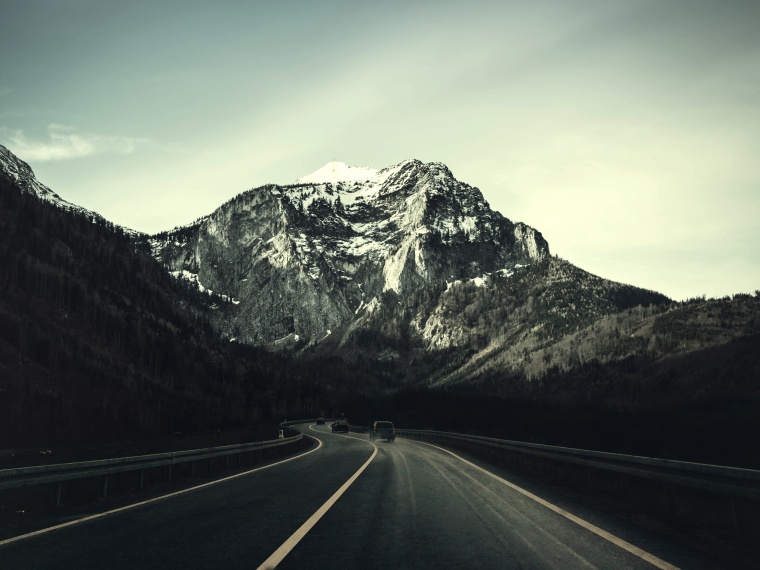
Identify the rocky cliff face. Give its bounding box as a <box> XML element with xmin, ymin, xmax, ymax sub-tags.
<box><xmin>149</xmin><ymin>159</ymin><xmax>549</xmax><ymax>344</ymax></box>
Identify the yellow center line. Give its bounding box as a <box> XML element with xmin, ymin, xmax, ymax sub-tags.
<box><xmin>257</xmin><ymin>431</ymin><xmax>377</xmax><ymax>569</ymax></box>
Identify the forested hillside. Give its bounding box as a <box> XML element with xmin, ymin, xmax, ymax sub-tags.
<box><xmin>0</xmin><ymin>175</ymin><xmax>328</xmax><ymax>447</ymax></box>
<box><xmin>441</xmin><ymin>292</ymin><xmax>760</xmax><ymax>395</ymax></box>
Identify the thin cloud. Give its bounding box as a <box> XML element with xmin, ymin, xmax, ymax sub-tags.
<box><xmin>47</xmin><ymin>122</ymin><xmax>76</xmax><ymax>131</ymax></box>
<box><xmin>0</xmin><ymin>124</ymin><xmax>151</xmax><ymax>161</ymax></box>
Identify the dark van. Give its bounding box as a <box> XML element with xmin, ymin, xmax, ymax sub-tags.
<box><xmin>372</xmin><ymin>421</ymin><xmax>395</xmax><ymax>442</ymax></box>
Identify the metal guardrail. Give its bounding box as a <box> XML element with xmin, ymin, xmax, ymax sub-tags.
<box><xmin>298</xmin><ymin>420</ymin><xmax>760</xmax><ymax>503</ymax></box>
<box><xmin>0</xmin><ymin>433</ymin><xmax>303</xmax><ymax>493</ymax></box>
<box><xmin>10</xmin><ymin>418</ymin><xmax>754</xmax><ymax>510</ymax></box>
<box><xmin>393</xmin><ymin>429</ymin><xmax>760</xmax><ymax>502</ymax></box>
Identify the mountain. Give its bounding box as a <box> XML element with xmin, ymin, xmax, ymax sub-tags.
<box><xmin>148</xmin><ymin>159</ymin><xmax>550</xmax><ymax>345</ymax></box>
<box><xmin>146</xmin><ymin>160</ymin><xmax>669</xmax><ymax>377</ymax></box>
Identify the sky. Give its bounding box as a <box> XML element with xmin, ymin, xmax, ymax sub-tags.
<box><xmin>1</xmin><ymin>0</ymin><xmax>758</xmax><ymax>301</ymax></box>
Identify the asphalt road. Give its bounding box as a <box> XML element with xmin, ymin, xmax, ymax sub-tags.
<box><xmin>0</xmin><ymin>423</ymin><xmax>719</xmax><ymax>569</ymax></box>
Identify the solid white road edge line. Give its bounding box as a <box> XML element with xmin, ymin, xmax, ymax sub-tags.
<box><xmin>420</xmin><ymin>441</ymin><xmax>680</xmax><ymax>570</ymax></box>
<box><xmin>256</xmin><ymin>435</ymin><xmax>378</xmax><ymax>570</ymax></box>
<box><xmin>0</xmin><ymin>434</ymin><xmax>324</xmax><ymax>548</ymax></box>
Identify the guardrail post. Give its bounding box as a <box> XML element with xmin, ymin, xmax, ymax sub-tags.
<box><xmin>139</xmin><ymin>469</ymin><xmax>145</xmax><ymax>489</ymax></box>
<box><xmin>54</xmin><ymin>482</ymin><xmax>63</xmax><ymax>507</ymax></box>
<box><xmin>730</xmin><ymin>497</ymin><xmax>742</xmax><ymax>535</ymax></box>
<box><xmin>101</xmin><ymin>476</ymin><xmax>108</xmax><ymax>498</ymax></box>
<box><xmin>190</xmin><ymin>461</ymin><xmax>195</xmax><ymax>477</ymax></box>
<box><xmin>662</xmin><ymin>482</ymin><xmax>675</xmax><ymax>515</ymax></box>
<box><xmin>619</xmin><ymin>473</ymin><xmax>631</xmax><ymax>500</ymax></box>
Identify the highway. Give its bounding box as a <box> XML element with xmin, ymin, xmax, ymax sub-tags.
<box><xmin>0</xmin><ymin>423</ymin><xmax>719</xmax><ymax>569</ymax></box>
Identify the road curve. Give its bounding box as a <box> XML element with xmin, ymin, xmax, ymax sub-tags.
<box><xmin>0</xmin><ymin>426</ymin><xmax>371</xmax><ymax>569</ymax></box>
<box><xmin>278</xmin><ymin>426</ymin><xmax>679</xmax><ymax>569</ymax></box>
<box><xmin>0</xmin><ymin>423</ymin><xmax>718</xmax><ymax>569</ymax></box>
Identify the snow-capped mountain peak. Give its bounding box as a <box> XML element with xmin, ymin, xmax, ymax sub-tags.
<box><xmin>296</xmin><ymin>161</ymin><xmax>379</xmax><ymax>184</ymax></box>
<box><xmin>152</xmin><ymin>157</ymin><xmax>550</xmax><ymax>345</ymax></box>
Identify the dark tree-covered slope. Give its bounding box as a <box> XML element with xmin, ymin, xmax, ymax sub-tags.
<box><xmin>0</xmin><ymin>168</ymin><xmax>327</xmax><ymax>447</ymax></box>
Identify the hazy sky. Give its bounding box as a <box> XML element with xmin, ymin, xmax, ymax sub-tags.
<box><xmin>2</xmin><ymin>0</ymin><xmax>758</xmax><ymax>300</ymax></box>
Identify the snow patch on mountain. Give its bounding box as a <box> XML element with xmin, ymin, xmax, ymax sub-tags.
<box><xmin>170</xmin><ymin>269</ymin><xmax>239</xmax><ymax>304</ymax></box>
<box><xmin>296</xmin><ymin>161</ymin><xmax>379</xmax><ymax>184</ymax></box>
<box><xmin>446</xmin><ymin>266</ymin><xmax>522</xmax><ymax>291</ymax></box>
<box><xmin>293</xmin><ymin>161</ymin><xmax>409</xmax><ymax>205</ymax></box>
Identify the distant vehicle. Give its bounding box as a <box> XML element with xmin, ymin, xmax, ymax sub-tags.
<box><xmin>372</xmin><ymin>421</ymin><xmax>395</xmax><ymax>442</ymax></box>
<box><xmin>331</xmin><ymin>419</ymin><xmax>349</xmax><ymax>433</ymax></box>
<box><xmin>316</xmin><ymin>416</ymin><xmax>325</xmax><ymax>425</ymax></box>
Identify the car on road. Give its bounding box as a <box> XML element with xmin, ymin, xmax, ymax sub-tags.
<box><xmin>371</xmin><ymin>421</ymin><xmax>395</xmax><ymax>442</ymax></box>
<box><xmin>331</xmin><ymin>419</ymin><xmax>349</xmax><ymax>433</ymax></box>
<box><xmin>316</xmin><ymin>416</ymin><xmax>325</xmax><ymax>425</ymax></box>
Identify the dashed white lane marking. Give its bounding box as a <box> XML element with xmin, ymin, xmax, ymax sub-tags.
<box><xmin>0</xmin><ymin>435</ymin><xmax>323</xmax><ymax>548</ymax></box>
<box><xmin>418</xmin><ymin>441</ymin><xmax>680</xmax><ymax>570</ymax></box>
<box><xmin>257</xmin><ymin>430</ymin><xmax>377</xmax><ymax>569</ymax></box>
